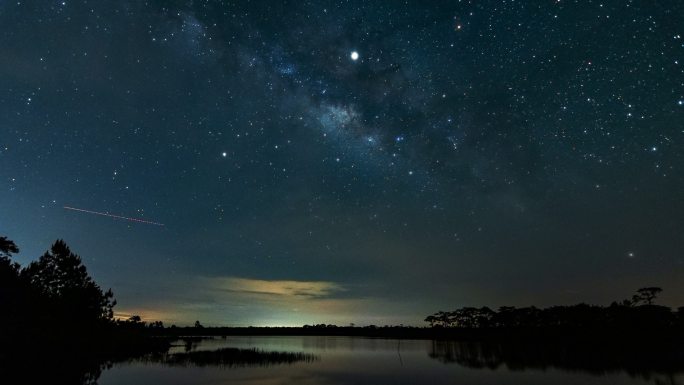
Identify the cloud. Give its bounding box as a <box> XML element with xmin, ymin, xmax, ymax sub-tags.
<box><xmin>113</xmin><ymin>309</ymin><xmax>174</xmax><ymax>323</ymax></box>
<box><xmin>204</xmin><ymin>277</ymin><xmax>345</xmax><ymax>299</ymax></box>
<box><xmin>112</xmin><ymin>275</ymin><xmax>429</xmax><ymax>326</ymax></box>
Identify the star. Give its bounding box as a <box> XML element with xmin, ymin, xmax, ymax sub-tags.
<box><xmin>5</xmin><ymin>0</ymin><xmax>684</xmax><ymax>329</ymax></box>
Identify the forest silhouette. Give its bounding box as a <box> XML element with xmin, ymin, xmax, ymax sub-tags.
<box><xmin>1</xmin><ymin>237</ymin><xmax>115</xmax><ymax>336</ymax></box>
<box><xmin>0</xmin><ymin>236</ymin><xmax>137</xmax><ymax>343</ymax></box>
<box><xmin>423</xmin><ymin>287</ymin><xmax>682</xmax><ymax>333</ymax></box>
<box><xmin>0</xmin><ymin>236</ymin><xmax>170</xmax><ymax>384</ymax></box>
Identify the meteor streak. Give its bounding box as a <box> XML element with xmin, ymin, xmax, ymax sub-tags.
<box><xmin>63</xmin><ymin>206</ymin><xmax>164</xmax><ymax>226</ymax></box>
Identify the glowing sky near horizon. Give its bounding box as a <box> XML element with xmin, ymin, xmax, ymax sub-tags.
<box><xmin>1</xmin><ymin>0</ymin><xmax>683</xmax><ymax>326</ymax></box>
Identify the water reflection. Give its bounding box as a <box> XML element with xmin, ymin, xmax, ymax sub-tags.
<box><xmin>0</xmin><ymin>338</ymin><xmax>316</xmax><ymax>385</ymax></box>
<box><xmin>0</xmin><ymin>351</ymin><xmax>111</xmax><ymax>385</ymax></box>
<box><xmin>3</xmin><ymin>337</ymin><xmax>684</xmax><ymax>385</ymax></box>
<box><xmin>429</xmin><ymin>340</ymin><xmax>684</xmax><ymax>384</ymax></box>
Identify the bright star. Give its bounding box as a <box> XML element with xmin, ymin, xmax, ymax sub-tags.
<box><xmin>350</xmin><ymin>51</ymin><xmax>359</xmax><ymax>61</ymax></box>
<box><xmin>221</xmin><ymin>152</ymin><xmax>227</xmax><ymax>157</ymax></box>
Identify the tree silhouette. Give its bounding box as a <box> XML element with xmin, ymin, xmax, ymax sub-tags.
<box><xmin>635</xmin><ymin>287</ymin><xmax>662</xmax><ymax>305</ymax></box>
<box><xmin>424</xmin><ymin>315</ymin><xmax>437</xmax><ymax>327</ymax></box>
<box><xmin>0</xmin><ymin>236</ymin><xmax>20</xmax><ymax>278</ymax></box>
<box><xmin>0</xmin><ymin>236</ymin><xmax>24</xmax><ymax>335</ymax></box>
<box><xmin>0</xmin><ymin>236</ymin><xmax>20</xmax><ymax>276</ymax></box>
<box><xmin>0</xmin><ymin>236</ymin><xmax>19</xmax><ymax>258</ymax></box>
<box><xmin>22</xmin><ymin>240</ymin><xmax>116</xmax><ymax>325</ymax></box>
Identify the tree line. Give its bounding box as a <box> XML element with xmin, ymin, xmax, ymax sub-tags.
<box><xmin>424</xmin><ymin>287</ymin><xmax>684</xmax><ymax>330</ymax></box>
<box><xmin>4</xmin><ymin>233</ymin><xmax>683</xmax><ymax>339</ymax></box>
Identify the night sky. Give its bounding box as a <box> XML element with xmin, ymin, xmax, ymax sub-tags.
<box><xmin>1</xmin><ymin>0</ymin><xmax>683</xmax><ymax>326</ymax></box>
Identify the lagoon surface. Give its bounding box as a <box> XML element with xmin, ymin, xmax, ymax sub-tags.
<box><xmin>97</xmin><ymin>336</ymin><xmax>683</xmax><ymax>385</ymax></box>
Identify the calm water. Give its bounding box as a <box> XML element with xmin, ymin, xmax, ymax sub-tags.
<box><xmin>95</xmin><ymin>336</ymin><xmax>684</xmax><ymax>385</ymax></box>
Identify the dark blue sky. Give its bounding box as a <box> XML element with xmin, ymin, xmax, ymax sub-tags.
<box><xmin>1</xmin><ymin>0</ymin><xmax>683</xmax><ymax>326</ymax></box>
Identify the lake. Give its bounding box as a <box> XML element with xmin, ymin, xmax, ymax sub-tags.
<box><xmin>96</xmin><ymin>336</ymin><xmax>684</xmax><ymax>385</ymax></box>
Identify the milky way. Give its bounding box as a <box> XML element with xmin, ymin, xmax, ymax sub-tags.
<box><xmin>1</xmin><ymin>0</ymin><xmax>683</xmax><ymax>326</ymax></box>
